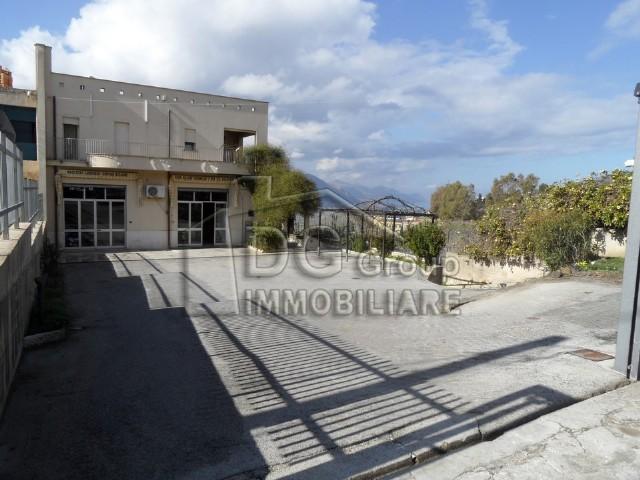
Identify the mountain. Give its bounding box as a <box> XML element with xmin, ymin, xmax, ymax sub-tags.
<box><xmin>305</xmin><ymin>173</ymin><xmax>427</xmax><ymax>208</ymax></box>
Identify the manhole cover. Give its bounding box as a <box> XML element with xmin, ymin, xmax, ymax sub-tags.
<box><xmin>568</xmin><ymin>349</ymin><xmax>614</xmax><ymax>362</ymax></box>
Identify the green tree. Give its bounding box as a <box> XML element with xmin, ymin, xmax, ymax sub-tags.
<box><xmin>430</xmin><ymin>182</ymin><xmax>480</xmax><ymax>220</ymax></box>
<box><xmin>539</xmin><ymin>170</ymin><xmax>631</xmax><ymax>230</ymax></box>
<box><xmin>487</xmin><ymin>173</ymin><xmax>540</xmax><ymax>206</ymax></box>
<box><xmin>404</xmin><ymin>222</ymin><xmax>446</xmax><ymax>266</ymax></box>
<box><xmin>252</xmin><ymin>163</ymin><xmax>319</xmax><ymax>232</ymax></box>
<box><xmin>242</xmin><ymin>144</ymin><xmax>289</xmax><ymax>175</ymax></box>
<box><xmin>523</xmin><ymin>210</ymin><xmax>595</xmax><ymax>270</ymax></box>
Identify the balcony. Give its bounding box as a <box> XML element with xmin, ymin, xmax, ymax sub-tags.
<box><xmin>57</xmin><ymin>138</ymin><xmax>245</xmax><ymax>164</ymax></box>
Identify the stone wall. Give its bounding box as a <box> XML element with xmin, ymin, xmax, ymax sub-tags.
<box><xmin>0</xmin><ymin>221</ymin><xmax>44</xmax><ymax>416</ymax></box>
<box><xmin>443</xmin><ymin>252</ymin><xmax>546</xmax><ymax>286</ymax></box>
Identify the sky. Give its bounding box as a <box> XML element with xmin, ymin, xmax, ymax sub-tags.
<box><xmin>1</xmin><ymin>0</ymin><xmax>639</xmax><ymax>204</ymax></box>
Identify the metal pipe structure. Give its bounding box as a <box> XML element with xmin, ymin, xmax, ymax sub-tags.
<box><xmin>346</xmin><ymin>210</ymin><xmax>350</xmax><ymax>261</ymax></box>
<box><xmin>615</xmin><ymin>82</ymin><xmax>640</xmax><ymax>380</ymax></box>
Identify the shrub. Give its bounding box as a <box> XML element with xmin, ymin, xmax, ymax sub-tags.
<box><xmin>350</xmin><ymin>235</ymin><xmax>367</xmax><ymax>253</ymax></box>
<box><xmin>250</xmin><ymin>227</ymin><xmax>286</xmax><ymax>252</ymax></box>
<box><xmin>524</xmin><ymin>210</ymin><xmax>595</xmax><ymax>270</ymax></box>
<box><xmin>370</xmin><ymin>234</ymin><xmax>395</xmax><ymax>257</ymax></box>
<box><xmin>404</xmin><ymin>222</ymin><xmax>446</xmax><ymax>266</ymax></box>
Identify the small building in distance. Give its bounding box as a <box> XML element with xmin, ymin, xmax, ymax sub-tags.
<box><xmin>0</xmin><ymin>66</ymin><xmax>13</xmax><ymax>89</ymax></box>
<box><xmin>0</xmin><ymin>68</ymin><xmax>37</xmax><ymax>161</ymax></box>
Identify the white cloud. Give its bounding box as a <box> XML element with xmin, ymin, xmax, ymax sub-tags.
<box><xmin>315</xmin><ymin>157</ymin><xmax>339</xmax><ymax>172</ymax></box>
<box><xmin>221</xmin><ymin>74</ymin><xmax>284</xmax><ymax>99</ymax></box>
<box><xmin>367</xmin><ymin>130</ymin><xmax>385</xmax><ymax>141</ymax></box>
<box><xmin>606</xmin><ymin>0</ymin><xmax>640</xmax><ymax>38</ymax></box>
<box><xmin>591</xmin><ymin>0</ymin><xmax>640</xmax><ymax>57</ymax></box>
<box><xmin>0</xmin><ymin>0</ymin><xmax>635</xmax><ymax>193</ymax></box>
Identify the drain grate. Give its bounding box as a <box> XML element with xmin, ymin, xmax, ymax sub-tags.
<box><xmin>568</xmin><ymin>348</ymin><xmax>614</xmax><ymax>362</ymax></box>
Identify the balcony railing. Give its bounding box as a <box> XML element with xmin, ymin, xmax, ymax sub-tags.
<box><xmin>57</xmin><ymin>138</ymin><xmax>245</xmax><ymax>164</ymax></box>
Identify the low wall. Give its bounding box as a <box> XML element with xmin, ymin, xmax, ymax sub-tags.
<box><xmin>443</xmin><ymin>252</ymin><xmax>546</xmax><ymax>286</ymax></box>
<box><xmin>0</xmin><ymin>221</ymin><xmax>44</xmax><ymax>416</ymax></box>
<box><xmin>595</xmin><ymin>229</ymin><xmax>626</xmax><ymax>258</ymax></box>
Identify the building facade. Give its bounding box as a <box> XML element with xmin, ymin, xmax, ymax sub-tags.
<box><xmin>35</xmin><ymin>44</ymin><xmax>267</xmax><ymax>250</ymax></box>
<box><xmin>0</xmin><ymin>85</ymin><xmax>37</xmax><ymax>160</ymax></box>
<box><xmin>0</xmin><ymin>66</ymin><xmax>13</xmax><ymax>89</ymax></box>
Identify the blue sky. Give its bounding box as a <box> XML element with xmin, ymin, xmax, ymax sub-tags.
<box><xmin>1</xmin><ymin>0</ymin><xmax>639</xmax><ymax>204</ymax></box>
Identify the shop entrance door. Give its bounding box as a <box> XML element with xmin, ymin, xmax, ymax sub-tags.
<box><xmin>63</xmin><ymin>185</ymin><xmax>126</xmax><ymax>248</ymax></box>
<box><xmin>177</xmin><ymin>189</ymin><xmax>228</xmax><ymax>247</ymax></box>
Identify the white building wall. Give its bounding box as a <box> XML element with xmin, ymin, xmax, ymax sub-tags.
<box><xmin>36</xmin><ymin>44</ymin><xmax>267</xmax><ymax>250</ymax></box>
<box><xmin>48</xmin><ymin>73</ymin><xmax>268</xmax><ymax>160</ymax></box>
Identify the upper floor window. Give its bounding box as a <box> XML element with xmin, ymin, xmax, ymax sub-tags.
<box><xmin>184</xmin><ymin>128</ymin><xmax>196</xmax><ymax>151</ymax></box>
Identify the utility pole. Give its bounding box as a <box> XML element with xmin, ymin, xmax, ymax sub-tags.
<box><xmin>615</xmin><ymin>82</ymin><xmax>640</xmax><ymax>379</ymax></box>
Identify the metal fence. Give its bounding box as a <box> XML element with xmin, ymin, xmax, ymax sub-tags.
<box><xmin>0</xmin><ymin>132</ymin><xmax>41</xmax><ymax>239</ymax></box>
<box><xmin>56</xmin><ymin>137</ymin><xmax>245</xmax><ymax>164</ymax></box>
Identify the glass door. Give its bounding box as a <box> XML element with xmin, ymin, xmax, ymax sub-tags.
<box><xmin>177</xmin><ymin>189</ymin><xmax>227</xmax><ymax>247</ymax></box>
<box><xmin>214</xmin><ymin>202</ymin><xmax>228</xmax><ymax>246</ymax></box>
<box><xmin>177</xmin><ymin>196</ymin><xmax>203</xmax><ymax>246</ymax></box>
<box><xmin>96</xmin><ymin>201</ymin><xmax>126</xmax><ymax>247</ymax></box>
<box><xmin>63</xmin><ymin>185</ymin><xmax>126</xmax><ymax>248</ymax></box>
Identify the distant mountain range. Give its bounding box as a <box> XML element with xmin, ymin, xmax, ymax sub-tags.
<box><xmin>305</xmin><ymin>173</ymin><xmax>427</xmax><ymax>208</ymax></box>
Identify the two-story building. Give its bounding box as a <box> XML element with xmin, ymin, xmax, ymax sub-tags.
<box><xmin>35</xmin><ymin>44</ymin><xmax>267</xmax><ymax>250</ymax></box>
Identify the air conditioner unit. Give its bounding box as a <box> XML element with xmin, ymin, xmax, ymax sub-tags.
<box><xmin>145</xmin><ymin>185</ymin><xmax>166</xmax><ymax>198</ymax></box>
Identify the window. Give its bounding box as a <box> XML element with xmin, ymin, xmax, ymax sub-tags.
<box><xmin>58</xmin><ymin>82</ymin><xmax>64</xmax><ymax>88</ymax></box>
<box><xmin>184</xmin><ymin>128</ymin><xmax>196</xmax><ymax>151</ymax></box>
<box><xmin>119</xmin><ymin>90</ymin><xmax>124</xmax><ymax>95</ymax></box>
<box><xmin>12</xmin><ymin>121</ymin><xmax>36</xmax><ymax>143</ymax></box>
<box><xmin>80</xmin><ymin>85</ymin><xmax>86</xmax><ymax>90</ymax></box>
<box><xmin>99</xmin><ymin>87</ymin><xmax>105</xmax><ymax>93</ymax></box>
<box><xmin>138</xmin><ymin>92</ymin><xmax>143</xmax><ymax>97</ymax></box>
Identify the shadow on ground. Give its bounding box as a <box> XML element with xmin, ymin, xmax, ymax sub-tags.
<box><xmin>0</xmin><ymin>255</ymin><xmax>591</xmax><ymax>479</ymax></box>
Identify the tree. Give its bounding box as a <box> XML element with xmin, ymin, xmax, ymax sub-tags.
<box><xmin>430</xmin><ymin>182</ymin><xmax>480</xmax><ymax>220</ymax></box>
<box><xmin>404</xmin><ymin>222</ymin><xmax>446</xmax><ymax>266</ymax></box>
<box><xmin>487</xmin><ymin>173</ymin><xmax>539</xmax><ymax>206</ymax></box>
<box><xmin>242</xmin><ymin>144</ymin><xmax>289</xmax><ymax>175</ymax></box>
<box><xmin>523</xmin><ymin>210</ymin><xmax>595</xmax><ymax>270</ymax></box>
<box><xmin>252</xmin><ymin>163</ymin><xmax>319</xmax><ymax>232</ymax></box>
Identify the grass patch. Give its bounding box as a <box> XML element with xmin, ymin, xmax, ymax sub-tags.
<box><xmin>577</xmin><ymin>257</ymin><xmax>625</xmax><ymax>273</ymax></box>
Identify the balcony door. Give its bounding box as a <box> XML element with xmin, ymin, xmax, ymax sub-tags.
<box><xmin>63</xmin><ymin>123</ymin><xmax>78</xmax><ymax>160</ymax></box>
<box><xmin>114</xmin><ymin>122</ymin><xmax>130</xmax><ymax>155</ymax></box>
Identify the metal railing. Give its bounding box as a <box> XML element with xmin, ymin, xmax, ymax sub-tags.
<box><xmin>0</xmin><ymin>132</ymin><xmax>41</xmax><ymax>240</ymax></box>
<box><xmin>58</xmin><ymin>138</ymin><xmax>245</xmax><ymax>164</ymax></box>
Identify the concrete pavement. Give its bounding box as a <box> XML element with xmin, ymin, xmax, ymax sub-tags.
<box><xmin>390</xmin><ymin>381</ymin><xmax>640</xmax><ymax>480</ymax></box>
<box><xmin>0</xmin><ymin>250</ymin><xmax>630</xmax><ymax>479</ymax></box>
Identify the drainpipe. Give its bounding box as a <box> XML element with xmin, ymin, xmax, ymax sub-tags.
<box><xmin>52</xmin><ymin>96</ymin><xmax>57</xmax><ymax>162</ymax></box>
<box><xmin>168</xmin><ymin>109</ymin><xmax>171</xmax><ymax>159</ymax></box>
<box><xmin>53</xmin><ymin>165</ymin><xmax>58</xmax><ymax>249</ymax></box>
<box><xmin>167</xmin><ymin>172</ymin><xmax>171</xmax><ymax>249</ymax></box>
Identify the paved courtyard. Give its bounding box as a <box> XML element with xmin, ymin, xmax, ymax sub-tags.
<box><xmin>0</xmin><ymin>249</ymin><xmax>628</xmax><ymax>479</ymax></box>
